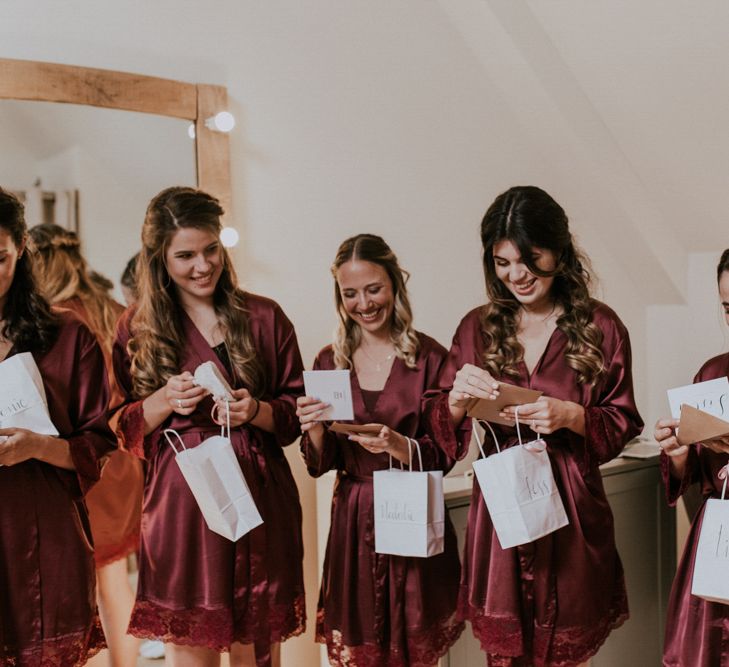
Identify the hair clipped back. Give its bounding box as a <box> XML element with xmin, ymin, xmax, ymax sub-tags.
<box><xmin>29</xmin><ymin>223</ymin><xmax>119</xmax><ymax>352</ymax></box>
<box><xmin>331</xmin><ymin>233</ymin><xmax>419</xmax><ymax>370</ymax></box>
<box><xmin>0</xmin><ymin>188</ymin><xmax>58</xmax><ymax>352</ymax></box>
<box><xmin>479</xmin><ymin>185</ymin><xmax>604</xmax><ymax>385</ymax></box>
<box><xmin>128</xmin><ymin>186</ymin><xmax>264</xmax><ymax>398</ymax></box>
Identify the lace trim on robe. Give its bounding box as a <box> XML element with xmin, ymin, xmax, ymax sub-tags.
<box><xmin>462</xmin><ymin>580</ymin><xmax>628</xmax><ymax>667</ymax></box>
<box><xmin>127</xmin><ymin>595</ymin><xmax>306</xmax><ymax>653</ymax></box>
<box><xmin>115</xmin><ymin>401</ymin><xmax>147</xmax><ymax>460</ymax></box>
<box><xmin>316</xmin><ymin>608</ymin><xmax>465</xmax><ymax>667</ymax></box>
<box><xmin>93</xmin><ymin>528</ymin><xmax>140</xmax><ymax>568</ymax></box>
<box><xmin>422</xmin><ymin>393</ymin><xmax>468</xmax><ymax>461</ymax></box>
<box><xmin>2</xmin><ymin>615</ymin><xmax>105</xmax><ymax>667</ymax></box>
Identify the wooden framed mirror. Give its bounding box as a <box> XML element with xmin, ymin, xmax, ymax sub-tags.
<box><xmin>0</xmin><ymin>57</ymin><xmax>232</xmax><ymax>219</ymax></box>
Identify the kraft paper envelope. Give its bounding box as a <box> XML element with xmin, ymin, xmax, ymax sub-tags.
<box><xmin>677</xmin><ymin>404</ymin><xmax>729</xmax><ymax>446</ymax></box>
<box><xmin>329</xmin><ymin>422</ymin><xmax>383</xmax><ymax>437</ymax></box>
<box><xmin>463</xmin><ymin>383</ymin><xmax>543</xmax><ymax>426</ymax></box>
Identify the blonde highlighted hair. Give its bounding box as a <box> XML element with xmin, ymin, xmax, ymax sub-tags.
<box><xmin>480</xmin><ymin>186</ymin><xmax>605</xmax><ymax>386</ymax></box>
<box><xmin>29</xmin><ymin>224</ymin><xmax>118</xmax><ymax>353</ymax></box>
<box><xmin>128</xmin><ymin>186</ymin><xmax>264</xmax><ymax>399</ymax></box>
<box><xmin>331</xmin><ymin>234</ymin><xmax>419</xmax><ymax>370</ymax></box>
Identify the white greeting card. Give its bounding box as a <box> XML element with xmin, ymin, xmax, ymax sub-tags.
<box><xmin>303</xmin><ymin>370</ymin><xmax>354</xmax><ymax>421</ymax></box>
<box><xmin>667</xmin><ymin>377</ymin><xmax>729</xmax><ymax>420</ymax></box>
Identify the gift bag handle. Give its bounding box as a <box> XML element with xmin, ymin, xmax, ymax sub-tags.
<box><xmin>164</xmin><ymin>428</ymin><xmax>186</xmax><ymax>455</ymax></box>
<box><xmin>210</xmin><ymin>399</ymin><xmax>231</xmax><ymax>440</ymax></box>
<box><xmin>406</xmin><ymin>437</ymin><xmax>423</xmax><ymax>472</ymax></box>
<box><xmin>473</xmin><ymin>419</ymin><xmax>501</xmax><ymax>457</ymax></box>
<box><xmin>387</xmin><ymin>435</ymin><xmax>423</xmax><ymax>472</ymax></box>
<box><xmin>718</xmin><ymin>463</ymin><xmax>729</xmax><ymax>500</ymax></box>
<box><xmin>514</xmin><ymin>405</ymin><xmax>547</xmax><ymax>453</ymax></box>
<box><xmin>388</xmin><ymin>434</ymin><xmax>406</xmax><ymax>471</ymax></box>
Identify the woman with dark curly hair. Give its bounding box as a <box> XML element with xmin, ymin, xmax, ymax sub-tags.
<box><xmin>656</xmin><ymin>249</ymin><xmax>729</xmax><ymax>667</ymax></box>
<box><xmin>0</xmin><ymin>188</ymin><xmax>115</xmax><ymax>666</ymax></box>
<box><xmin>112</xmin><ymin>186</ymin><xmax>306</xmax><ymax>667</ymax></box>
<box><xmin>424</xmin><ymin>185</ymin><xmax>643</xmax><ymax>666</ymax></box>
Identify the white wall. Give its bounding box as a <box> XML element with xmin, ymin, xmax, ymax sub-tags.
<box><xmin>3</xmin><ymin>2</ymin><xmax>729</xmax><ymax>664</ymax></box>
<box><xmin>646</xmin><ymin>252</ymin><xmax>729</xmax><ymax>430</ymax></box>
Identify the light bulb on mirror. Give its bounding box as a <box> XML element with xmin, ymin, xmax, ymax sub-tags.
<box><xmin>204</xmin><ymin>111</ymin><xmax>235</xmax><ymax>133</ymax></box>
<box><xmin>220</xmin><ymin>226</ymin><xmax>240</xmax><ymax>248</ymax></box>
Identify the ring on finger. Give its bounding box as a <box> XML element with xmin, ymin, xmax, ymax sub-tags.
<box><xmin>176</xmin><ymin>399</ymin><xmax>184</xmax><ymax>409</ymax></box>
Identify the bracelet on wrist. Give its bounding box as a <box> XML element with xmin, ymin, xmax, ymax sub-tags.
<box><xmin>243</xmin><ymin>398</ymin><xmax>261</xmax><ymax>425</ymax></box>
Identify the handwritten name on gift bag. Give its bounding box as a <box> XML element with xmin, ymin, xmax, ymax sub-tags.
<box><xmin>472</xmin><ymin>410</ymin><xmax>568</xmax><ymax>549</ymax></box>
<box><xmin>0</xmin><ymin>352</ymin><xmax>58</xmax><ymax>436</ymax></box>
<box><xmin>691</xmin><ymin>463</ymin><xmax>729</xmax><ymax>605</ymax></box>
<box><xmin>373</xmin><ymin>438</ymin><xmax>445</xmax><ymax>558</ymax></box>
<box><xmin>163</xmin><ymin>402</ymin><xmax>263</xmax><ymax>542</ymax></box>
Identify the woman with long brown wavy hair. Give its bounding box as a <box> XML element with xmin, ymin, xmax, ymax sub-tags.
<box><xmin>424</xmin><ymin>186</ymin><xmax>643</xmax><ymax>667</ymax></box>
<box><xmin>30</xmin><ymin>223</ymin><xmax>144</xmax><ymax>667</ymax></box>
<box><xmin>0</xmin><ymin>189</ymin><xmax>115</xmax><ymax>665</ymax></box>
<box><xmin>297</xmin><ymin>234</ymin><xmax>463</xmax><ymax>666</ymax></box>
<box><xmin>111</xmin><ymin>186</ymin><xmax>305</xmax><ymax>667</ymax></box>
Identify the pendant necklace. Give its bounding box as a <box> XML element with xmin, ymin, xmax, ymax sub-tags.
<box><xmin>360</xmin><ymin>344</ymin><xmax>396</xmax><ymax>372</ymax></box>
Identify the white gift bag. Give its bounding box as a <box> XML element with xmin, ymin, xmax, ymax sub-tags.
<box><xmin>0</xmin><ymin>352</ymin><xmax>58</xmax><ymax>436</ymax></box>
<box><xmin>373</xmin><ymin>438</ymin><xmax>445</xmax><ymax>557</ymax></box>
<box><xmin>691</xmin><ymin>464</ymin><xmax>729</xmax><ymax>604</ymax></box>
<box><xmin>472</xmin><ymin>410</ymin><xmax>568</xmax><ymax>549</ymax></box>
<box><xmin>163</xmin><ymin>402</ymin><xmax>263</xmax><ymax>541</ymax></box>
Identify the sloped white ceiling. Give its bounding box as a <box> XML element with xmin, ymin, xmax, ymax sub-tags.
<box><xmin>436</xmin><ymin>0</ymin><xmax>729</xmax><ymax>305</ymax></box>
<box><xmin>526</xmin><ymin>0</ymin><xmax>729</xmax><ymax>253</ymax></box>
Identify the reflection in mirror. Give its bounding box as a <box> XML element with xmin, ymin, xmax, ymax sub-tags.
<box><xmin>0</xmin><ymin>100</ymin><xmax>196</xmax><ymax>298</ymax></box>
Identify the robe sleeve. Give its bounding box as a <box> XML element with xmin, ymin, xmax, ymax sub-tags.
<box><xmin>572</xmin><ymin>324</ymin><xmax>644</xmax><ymax>470</ymax></box>
<box><xmin>422</xmin><ymin>319</ymin><xmax>474</xmax><ymax>462</ymax></box>
<box><xmin>660</xmin><ymin>363</ymin><xmax>718</xmax><ymax>505</ymax></box>
<box><xmin>110</xmin><ymin>312</ymin><xmax>150</xmax><ymax>460</ymax></box>
<box><xmin>58</xmin><ymin>321</ymin><xmax>117</xmax><ymax>498</ymax></box>
<box><xmin>266</xmin><ymin>305</ymin><xmax>305</xmax><ymax>448</ymax></box>
<box><xmin>299</xmin><ymin>352</ymin><xmax>343</xmax><ymax>477</ymax></box>
<box><xmin>413</xmin><ymin>342</ymin><xmax>458</xmax><ymax>473</ymax></box>
<box><xmin>660</xmin><ymin>446</ymin><xmax>701</xmax><ymax>506</ymax></box>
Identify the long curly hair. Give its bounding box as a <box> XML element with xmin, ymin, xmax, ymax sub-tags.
<box><xmin>128</xmin><ymin>186</ymin><xmax>264</xmax><ymax>399</ymax></box>
<box><xmin>29</xmin><ymin>223</ymin><xmax>119</xmax><ymax>354</ymax></box>
<box><xmin>331</xmin><ymin>234</ymin><xmax>419</xmax><ymax>370</ymax></box>
<box><xmin>0</xmin><ymin>188</ymin><xmax>58</xmax><ymax>353</ymax></box>
<box><xmin>479</xmin><ymin>185</ymin><xmax>604</xmax><ymax>385</ymax></box>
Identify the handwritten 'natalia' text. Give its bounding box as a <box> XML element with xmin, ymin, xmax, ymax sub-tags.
<box><xmin>380</xmin><ymin>501</ymin><xmax>415</xmax><ymax>522</ymax></box>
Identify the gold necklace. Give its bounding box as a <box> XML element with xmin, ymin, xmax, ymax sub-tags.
<box><xmin>359</xmin><ymin>344</ymin><xmax>396</xmax><ymax>372</ymax></box>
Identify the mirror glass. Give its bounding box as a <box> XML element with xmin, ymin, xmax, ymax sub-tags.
<box><xmin>0</xmin><ymin>99</ymin><xmax>196</xmax><ymax>299</ymax></box>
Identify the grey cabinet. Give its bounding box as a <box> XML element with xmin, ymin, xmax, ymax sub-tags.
<box><xmin>442</xmin><ymin>457</ymin><xmax>675</xmax><ymax>667</ymax></box>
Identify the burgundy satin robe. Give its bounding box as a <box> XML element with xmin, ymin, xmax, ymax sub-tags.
<box><xmin>300</xmin><ymin>334</ymin><xmax>464</xmax><ymax>667</ymax></box>
<box><xmin>112</xmin><ymin>293</ymin><xmax>305</xmax><ymax>666</ymax></box>
<box><xmin>424</xmin><ymin>302</ymin><xmax>643</xmax><ymax>667</ymax></box>
<box><xmin>662</xmin><ymin>352</ymin><xmax>729</xmax><ymax>667</ymax></box>
<box><xmin>0</xmin><ymin>311</ymin><xmax>115</xmax><ymax>667</ymax></box>
<box><xmin>60</xmin><ymin>298</ymin><xmax>143</xmax><ymax>567</ymax></box>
